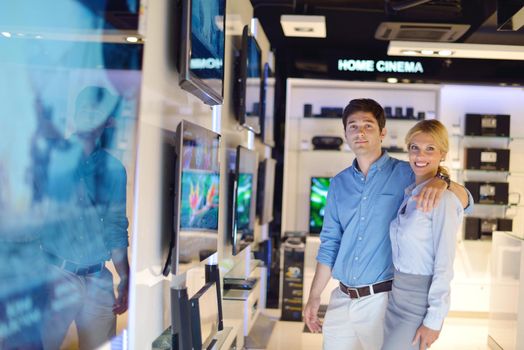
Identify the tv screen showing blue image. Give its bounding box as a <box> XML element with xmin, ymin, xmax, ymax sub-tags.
<box><xmin>180</xmin><ymin>170</ymin><xmax>220</xmax><ymax>230</ymax></box>
<box><xmin>189</xmin><ymin>0</ymin><xmax>225</xmax><ymax>81</ymax></box>
<box><xmin>236</xmin><ymin>173</ymin><xmax>253</xmax><ymax>233</ymax></box>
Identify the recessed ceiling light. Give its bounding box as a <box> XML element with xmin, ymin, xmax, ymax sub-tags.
<box><xmin>401</xmin><ymin>79</ymin><xmax>411</xmax><ymax>83</ymax></box>
<box><xmin>387</xmin><ymin>77</ymin><xmax>398</xmax><ymax>83</ymax></box>
<box><xmin>401</xmin><ymin>50</ymin><xmax>418</xmax><ymax>55</ymax></box>
<box><xmin>421</xmin><ymin>50</ymin><xmax>434</xmax><ymax>55</ymax></box>
<box><xmin>389</xmin><ymin>41</ymin><xmax>524</xmax><ymax>60</ymax></box>
<box><xmin>499</xmin><ymin>83</ymin><xmax>507</xmax><ymax>86</ymax></box>
<box><xmin>294</xmin><ymin>27</ymin><xmax>314</xmax><ymax>33</ymax></box>
<box><xmin>17</xmin><ymin>33</ymin><xmax>24</xmax><ymax>37</ymax></box>
<box><xmin>438</xmin><ymin>50</ymin><xmax>453</xmax><ymax>56</ymax></box>
<box><xmin>1</xmin><ymin>32</ymin><xmax>11</xmax><ymax>38</ymax></box>
<box><xmin>35</xmin><ymin>35</ymin><xmax>43</xmax><ymax>39</ymax></box>
<box><xmin>280</xmin><ymin>15</ymin><xmax>326</xmax><ymax>38</ymax></box>
<box><xmin>125</xmin><ymin>36</ymin><xmax>139</xmax><ymax>43</ymax></box>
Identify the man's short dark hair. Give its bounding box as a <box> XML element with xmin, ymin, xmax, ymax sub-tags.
<box><xmin>342</xmin><ymin>98</ymin><xmax>386</xmax><ymax>131</ymax></box>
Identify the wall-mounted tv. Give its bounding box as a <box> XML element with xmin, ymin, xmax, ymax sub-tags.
<box><xmin>178</xmin><ymin>0</ymin><xmax>226</xmax><ymax>105</ymax></box>
<box><xmin>309</xmin><ymin>177</ymin><xmax>331</xmax><ymax>234</ymax></box>
<box><xmin>256</xmin><ymin>158</ymin><xmax>276</xmax><ymax>225</ymax></box>
<box><xmin>259</xmin><ymin>63</ymin><xmax>274</xmax><ymax>147</ymax></box>
<box><xmin>163</xmin><ymin>120</ymin><xmax>221</xmax><ymax>276</ymax></box>
<box><xmin>234</xmin><ymin>25</ymin><xmax>261</xmax><ymax>133</ymax></box>
<box><xmin>229</xmin><ymin>146</ymin><xmax>258</xmax><ymax>256</ymax></box>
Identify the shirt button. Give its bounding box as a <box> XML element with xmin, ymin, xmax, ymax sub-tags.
<box><xmin>361</xmin><ymin>178</ymin><xmax>364</xmax><ymax>181</ymax></box>
<box><xmin>363</xmin><ymin>196</ymin><xmax>367</xmax><ymax>200</ymax></box>
<box><xmin>353</xmin><ymin>277</ymin><xmax>357</xmax><ymax>280</ymax></box>
<box><xmin>358</xmin><ymin>236</ymin><xmax>362</xmax><ymax>240</ymax></box>
<box><xmin>355</xmin><ymin>257</ymin><xmax>359</xmax><ymax>261</ymax></box>
<box><xmin>100</xmin><ymin>218</ymin><xmax>104</xmax><ymax>222</ymax></box>
<box><xmin>361</xmin><ymin>217</ymin><xmax>365</xmax><ymax>220</ymax></box>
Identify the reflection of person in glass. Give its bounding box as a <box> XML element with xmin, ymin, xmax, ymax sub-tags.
<box><xmin>41</xmin><ymin>86</ymin><xmax>129</xmax><ymax>349</ymax></box>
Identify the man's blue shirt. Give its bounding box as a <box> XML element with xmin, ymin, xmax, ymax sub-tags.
<box><xmin>317</xmin><ymin>152</ymin><xmax>415</xmax><ymax>287</ymax></box>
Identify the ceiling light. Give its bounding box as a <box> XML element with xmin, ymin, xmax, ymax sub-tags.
<box><xmin>125</xmin><ymin>36</ymin><xmax>139</xmax><ymax>43</ymax></box>
<box><xmin>35</xmin><ymin>35</ymin><xmax>43</xmax><ymax>39</ymax></box>
<box><xmin>421</xmin><ymin>50</ymin><xmax>434</xmax><ymax>55</ymax></box>
<box><xmin>389</xmin><ymin>40</ymin><xmax>524</xmax><ymax>60</ymax></box>
<box><xmin>387</xmin><ymin>77</ymin><xmax>398</xmax><ymax>83</ymax></box>
<box><xmin>438</xmin><ymin>50</ymin><xmax>453</xmax><ymax>56</ymax></box>
<box><xmin>1</xmin><ymin>32</ymin><xmax>11</xmax><ymax>38</ymax></box>
<box><xmin>280</xmin><ymin>15</ymin><xmax>326</xmax><ymax>38</ymax></box>
<box><xmin>401</xmin><ymin>50</ymin><xmax>418</xmax><ymax>55</ymax></box>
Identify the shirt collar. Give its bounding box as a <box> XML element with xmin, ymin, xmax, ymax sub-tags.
<box><xmin>352</xmin><ymin>150</ymin><xmax>390</xmax><ymax>175</ymax></box>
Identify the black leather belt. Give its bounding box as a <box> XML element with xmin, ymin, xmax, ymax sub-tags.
<box><xmin>339</xmin><ymin>280</ymin><xmax>393</xmax><ymax>299</ymax></box>
<box><xmin>44</xmin><ymin>251</ymin><xmax>104</xmax><ymax>276</ymax></box>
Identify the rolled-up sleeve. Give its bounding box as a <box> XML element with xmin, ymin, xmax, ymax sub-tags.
<box><xmin>423</xmin><ymin>191</ymin><xmax>463</xmax><ymax>330</ymax></box>
<box><xmin>316</xmin><ymin>180</ymin><xmax>342</xmax><ymax>269</ymax></box>
<box><xmin>463</xmin><ymin>187</ymin><xmax>474</xmax><ymax>215</ymax></box>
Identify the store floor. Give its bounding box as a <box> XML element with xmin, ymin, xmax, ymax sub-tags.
<box><xmin>261</xmin><ymin>310</ymin><xmax>490</xmax><ymax>350</ymax></box>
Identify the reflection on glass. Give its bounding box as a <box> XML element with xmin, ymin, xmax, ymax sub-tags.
<box><xmin>0</xmin><ymin>1</ymin><xmax>141</xmax><ymax>349</ymax></box>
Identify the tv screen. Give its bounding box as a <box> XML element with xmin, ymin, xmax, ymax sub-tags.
<box><xmin>229</xmin><ymin>146</ymin><xmax>258</xmax><ymax>256</ymax></box>
<box><xmin>178</xmin><ymin>0</ymin><xmax>226</xmax><ymax>105</ymax></box>
<box><xmin>257</xmin><ymin>158</ymin><xmax>276</xmax><ymax>225</ymax></box>
<box><xmin>164</xmin><ymin>120</ymin><xmax>221</xmax><ymax>276</ymax></box>
<box><xmin>309</xmin><ymin>177</ymin><xmax>331</xmax><ymax>234</ymax></box>
<box><xmin>259</xmin><ymin>63</ymin><xmax>274</xmax><ymax>147</ymax></box>
<box><xmin>235</xmin><ymin>25</ymin><xmax>261</xmax><ymax>133</ymax></box>
<box><xmin>189</xmin><ymin>282</ymin><xmax>219</xmax><ymax>350</ymax></box>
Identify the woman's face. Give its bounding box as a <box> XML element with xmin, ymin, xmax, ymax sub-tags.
<box><xmin>407</xmin><ymin>132</ymin><xmax>446</xmax><ymax>180</ymax></box>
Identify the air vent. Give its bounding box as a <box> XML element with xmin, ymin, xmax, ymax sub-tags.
<box><xmin>375</xmin><ymin>22</ymin><xmax>470</xmax><ymax>42</ymax></box>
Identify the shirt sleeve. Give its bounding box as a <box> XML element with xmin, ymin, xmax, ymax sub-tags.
<box><xmin>463</xmin><ymin>187</ymin><xmax>475</xmax><ymax>215</ymax></box>
<box><xmin>423</xmin><ymin>191</ymin><xmax>464</xmax><ymax>330</ymax></box>
<box><xmin>316</xmin><ymin>179</ymin><xmax>342</xmax><ymax>269</ymax></box>
<box><xmin>104</xmin><ymin>162</ymin><xmax>129</xmax><ymax>250</ymax></box>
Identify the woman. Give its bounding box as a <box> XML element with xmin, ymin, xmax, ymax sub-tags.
<box><xmin>382</xmin><ymin>120</ymin><xmax>464</xmax><ymax>350</ymax></box>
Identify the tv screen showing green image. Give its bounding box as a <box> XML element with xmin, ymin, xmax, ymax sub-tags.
<box><xmin>309</xmin><ymin>177</ymin><xmax>331</xmax><ymax>234</ymax></box>
<box><xmin>236</xmin><ymin>173</ymin><xmax>253</xmax><ymax>232</ymax></box>
<box><xmin>180</xmin><ymin>170</ymin><xmax>220</xmax><ymax>230</ymax></box>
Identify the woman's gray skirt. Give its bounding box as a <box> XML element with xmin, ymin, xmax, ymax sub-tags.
<box><xmin>381</xmin><ymin>270</ymin><xmax>432</xmax><ymax>350</ymax></box>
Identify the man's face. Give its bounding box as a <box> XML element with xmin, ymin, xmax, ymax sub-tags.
<box><xmin>345</xmin><ymin>111</ymin><xmax>386</xmax><ymax>156</ymax></box>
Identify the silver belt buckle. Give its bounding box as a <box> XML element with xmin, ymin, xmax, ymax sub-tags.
<box><xmin>349</xmin><ymin>287</ymin><xmax>360</xmax><ymax>298</ymax></box>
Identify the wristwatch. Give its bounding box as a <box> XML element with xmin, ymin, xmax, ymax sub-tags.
<box><xmin>436</xmin><ymin>172</ymin><xmax>451</xmax><ymax>189</ymax></box>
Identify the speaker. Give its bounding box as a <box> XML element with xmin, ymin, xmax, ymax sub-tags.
<box><xmin>384</xmin><ymin>106</ymin><xmax>393</xmax><ymax>118</ymax></box>
<box><xmin>394</xmin><ymin>107</ymin><xmax>403</xmax><ymax>118</ymax></box>
<box><xmin>320</xmin><ymin>107</ymin><xmax>343</xmax><ymax>118</ymax></box>
<box><xmin>465</xmin><ymin>148</ymin><xmax>510</xmax><ymax>171</ymax></box>
<box><xmin>465</xmin><ymin>217</ymin><xmax>481</xmax><ymax>240</ymax></box>
<box><xmin>406</xmin><ymin>107</ymin><xmax>415</xmax><ymax>119</ymax></box>
<box><xmin>312</xmin><ymin>136</ymin><xmax>344</xmax><ymax>150</ymax></box>
<box><xmin>498</xmin><ymin>218</ymin><xmax>513</xmax><ymax>232</ymax></box>
<box><xmin>465</xmin><ymin>114</ymin><xmax>511</xmax><ymax>137</ymax></box>
<box><xmin>303</xmin><ymin>104</ymin><xmax>313</xmax><ymax>118</ymax></box>
<box><xmin>465</xmin><ymin>182</ymin><xmax>509</xmax><ymax>204</ymax></box>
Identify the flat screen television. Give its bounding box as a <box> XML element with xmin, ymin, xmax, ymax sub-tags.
<box><xmin>259</xmin><ymin>63</ymin><xmax>274</xmax><ymax>147</ymax></box>
<box><xmin>189</xmin><ymin>282</ymin><xmax>219</xmax><ymax>350</ymax></box>
<box><xmin>162</xmin><ymin>120</ymin><xmax>221</xmax><ymax>276</ymax></box>
<box><xmin>235</xmin><ymin>25</ymin><xmax>261</xmax><ymax>133</ymax></box>
<box><xmin>309</xmin><ymin>177</ymin><xmax>331</xmax><ymax>234</ymax></box>
<box><xmin>256</xmin><ymin>158</ymin><xmax>276</xmax><ymax>225</ymax></box>
<box><xmin>229</xmin><ymin>146</ymin><xmax>258</xmax><ymax>256</ymax></box>
<box><xmin>178</xmin><ymin>0</ymin><xmax>226</xmax><ymax>105</ymax></box>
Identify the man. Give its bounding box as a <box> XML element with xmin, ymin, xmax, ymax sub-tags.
<box><xmin>303</xmin><ymin>99</ymin><xmax>471</xmax><ymax>350</ymax></box>
<box><xmin>41</xmin><ymin>86</ymin><xmax>129</xmax><ymax>349</ymax></box>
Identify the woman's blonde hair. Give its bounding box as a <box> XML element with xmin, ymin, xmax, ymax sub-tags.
<box><xmin>405</xmin><ymin>119</ymin><xmax>450</xmax><ymax>176</ymax></box>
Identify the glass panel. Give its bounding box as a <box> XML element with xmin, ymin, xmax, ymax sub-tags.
<box><xmin>0</xmin><ymin>1</ymin><xmax>142</xmax><ymax>349</ymax></box>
